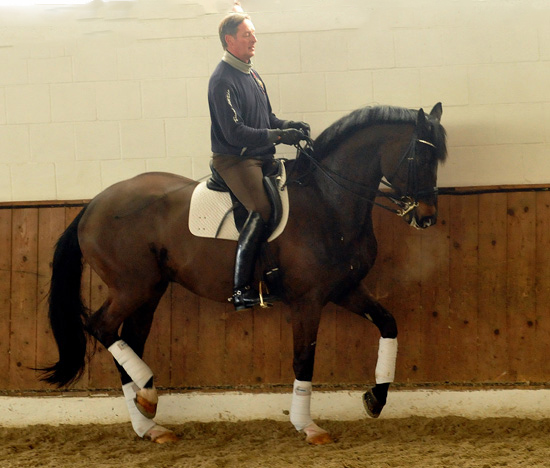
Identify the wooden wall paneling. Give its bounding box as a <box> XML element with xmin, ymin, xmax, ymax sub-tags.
<box><xmin>506</xmin><ymin>192</ymin><xmax>537</xmax><ymax>381</ymax></box>
<box><xmin>339</xmin><ymin>306</ymin><xmax>379</xmax><ymax>384</ymax></box>
<box><xmin>35</xmin><ymin>207</ymin><xmax>66</xmax><ymax>390</ymax></box>
<box><xmin>224</xmin><ymin>305</ymin><xmax>255</xmax><ymax>385</ymax></box>
<box><xmin>477</xmin><ymin>193</ymin><xmax>509</xmax><ymax>382</ymax></box>
<box><xmin>419</xmin><ymin>195</ymin><xmax>451</xmax><ymax>382</ymax></box>
<box><xmin>390</xmin><ymin>216</ymin><xmax>424</xmax><ymax>383</ymax></box>
<box><xmin>9</xmin><ymin>208</ymin><xmax>38</xmax><ymax>389</ymax></box>
<box><xmin>534</xmin><ymin>191</ymin><xmax>550</xmax><ymax>382</ymax></box>
<box><xmin>332</xmin><ymin>303</ymin><xmax>361</xmax><ymax>384</ymax></box>
<box><xmin>332</xmin><ymin>303</ymin><xmax>357</xmax><ymax>386</ymax></box>
<box><xmin>252</xmin><ymin>305</ymin><xmax>284</xmax><ymax>385</ymax></box>
<box><xmin>4</xmin><ymin>187</ymin><xmax>550</xmax><ymax>392</ymax></box>
<box><xmin>170</xmin><ymin>284</ymin><xmax>200</xmax><ymax>387</ymax></box>
<box><xmin>448</xmin><ymin>196</ymin><xmax>479</xmax><ymax>381</ymax></box>
<box><xmin>143</xmin><ymin>286</ymin><xmax>172</xmax><ymax>387</ymax></box>
<box><xmin>197</xmin><ymin>297</ymin><xmax>227</xmax><ymax>386</ymax></box>
<box><xmin>0</xmin><ymin>210</ymin><xmax>11</xmax><ymax>389</ymax></box>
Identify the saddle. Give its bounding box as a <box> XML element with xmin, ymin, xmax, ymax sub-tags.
<box><xmin>206</xmin><ymin>158</ymin><xmax>284</xmax><ymax>235</ymax></box>
<box><xmin>188</xmin><ymin>159</ymin><xmax>289</xmax><ymax>242</ymax></box>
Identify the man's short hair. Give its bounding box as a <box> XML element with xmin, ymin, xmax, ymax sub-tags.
<box><xmin>218</xmin><ymin>12</ymin><xmax>250</xmax><ymax>50</ymax></box>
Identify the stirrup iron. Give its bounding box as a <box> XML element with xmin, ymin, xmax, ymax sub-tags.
<box><xmin>258</xmin><ymin>281</ymin><xmax>273</xmax><ymax>308</ymax></box>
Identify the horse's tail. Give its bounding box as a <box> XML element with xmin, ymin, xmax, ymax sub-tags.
<box><xmin>40</xmin><ymin>207</ymin><xmax>89</xmax><ymax>387</ymax></box>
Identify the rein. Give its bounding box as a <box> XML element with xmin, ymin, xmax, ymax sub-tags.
<box><xmin>289</xmin><ymin>135</ymin><xmax>437</xmax><ymax>217</ymax></box>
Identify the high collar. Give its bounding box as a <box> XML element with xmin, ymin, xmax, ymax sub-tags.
<box><xmin>222</xmin><ymin>50</ymin><xmax>253</xmax><ymax>74</ymax></box>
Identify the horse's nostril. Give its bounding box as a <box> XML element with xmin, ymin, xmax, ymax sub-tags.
<box><xmin>422</xmin><ymin>217</ymin><xmax>437</xmax><ymax>228</ymax></box>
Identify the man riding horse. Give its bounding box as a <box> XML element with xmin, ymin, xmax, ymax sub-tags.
<box><xmin>208</xmin><ymin>10</ymin><xmax>310</xmax><ymax>310</ymax></box>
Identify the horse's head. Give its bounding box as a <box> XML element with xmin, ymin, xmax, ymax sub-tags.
<box><xmin>381</xmin><ymin>103</ymin><xmax>447</xmax><ymax>229</ymax></box>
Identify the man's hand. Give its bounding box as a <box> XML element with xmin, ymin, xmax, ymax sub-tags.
<box><xmin>278</xmin><ymin>128</ymin><xmax>307</xmax><ymax>145</ymax></box>
<box><xmin>268</xmin><ymin>128</ymin><xmax>308</xmax><ymax>145</ymax></box>
<box><xmin>284</xmin><ymin>120</ymin><xmax>311</xmax><ymax>136</ymax></box>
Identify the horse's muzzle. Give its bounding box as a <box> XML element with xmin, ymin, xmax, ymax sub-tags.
<box><xmin>406</xmin><ymin>201</ymin><xmax>437</xmax><ymax>229</ymax></box>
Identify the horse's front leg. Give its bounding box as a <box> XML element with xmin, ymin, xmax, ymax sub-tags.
<box><xmin>289</xmin><ymin>300</ymin><xmax>334</xmax><ymax>445</ymax></box>
<box><xmin>336</xmin><ymin>282</ymin><xmax>398</xmax><ymax>419</ymax></box>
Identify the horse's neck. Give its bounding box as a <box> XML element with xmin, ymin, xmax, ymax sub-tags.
<box><xmin>315</xmin><ymin>148</ymin><xmax>381</xmax><ymax>230</ymax></box>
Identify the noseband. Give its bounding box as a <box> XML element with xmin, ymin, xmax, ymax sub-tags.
<box><xmin>291</xmin><ymin>133</ymin><xmax>438</xmax><ymax>218</ymax></box>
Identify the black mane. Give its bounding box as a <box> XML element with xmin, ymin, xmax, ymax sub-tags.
<box><xmin>311</xmin><ymin>105</ymin><xmax>447</xmax><ymax>162</ymax></box>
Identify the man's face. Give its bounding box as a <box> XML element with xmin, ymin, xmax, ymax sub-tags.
<box><xmin>226</xmin><ymin>19</ymin><xmax>257</xmax><ymax>63</ymax></box>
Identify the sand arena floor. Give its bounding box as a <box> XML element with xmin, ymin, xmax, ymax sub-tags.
<box><xmin>2</xmin><ymin>417</ymin><xmax>550</xmax><ymax>467</ymax></box>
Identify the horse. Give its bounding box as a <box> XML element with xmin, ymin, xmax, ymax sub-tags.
<box><xmin>41</xmin><ymin>103</ymin><xmax>447</xmax><ymax>445</ymax></box>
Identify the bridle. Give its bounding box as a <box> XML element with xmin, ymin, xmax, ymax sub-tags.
<box><xmin>379</xmin><ymin>136</ymin><xmax>438</xmax><ymax>217</ymax></box>
<box><xmin>290</xmin><ymin>132</ymin><xmax>438</xmax><ymax>217</ymax></box>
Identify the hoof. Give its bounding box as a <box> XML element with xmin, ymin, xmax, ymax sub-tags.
<box><xmin>363</xmin><ymin>388</ymin><xmax>384</xmax><ymax>418</ymax></box>
<box><xmin>145</xmin><ymin>425</ymin><xmax>179</xmax><ymax>444</ymax></box>
<box><xmin>135</xmin><ymin>388</ymin><xmax>158</xmax><ymax>419</ymax></box>
<box><xmin>303</xmin><ymin>422</ymin><xmax>334</xmax><ymax>445</ymax></box>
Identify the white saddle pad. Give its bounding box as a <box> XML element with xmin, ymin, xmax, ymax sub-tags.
<box><xmin>188</xmin><ymin>162</ymin><xmax>289</xmax><ymax>242</ymax></box>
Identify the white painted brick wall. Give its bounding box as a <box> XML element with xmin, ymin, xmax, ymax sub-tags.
<box><xmin>75</xmin><ymin>121</ymin><xmax>121</xmax><ymax>160</ymax></box>
<box><xmin>0</xmin><ymin>0</ymin><xmax>549</xmax><ymax>201</ymax></box>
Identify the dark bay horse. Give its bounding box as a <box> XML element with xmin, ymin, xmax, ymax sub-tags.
<box><xmin>42</xmin><ymin>103</ymin><xmax>447</xmax><ymax>444</ymax></box>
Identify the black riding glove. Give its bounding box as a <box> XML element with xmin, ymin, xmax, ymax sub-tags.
<box><xmin>283</xmin><ymin>120</ymin><xmax>311</xmax><ymax>136</ymax></box>
<box><xmin>267</xmin><ymin>128</ymin><xmax>307</xmax><ymax>145</ymax></box>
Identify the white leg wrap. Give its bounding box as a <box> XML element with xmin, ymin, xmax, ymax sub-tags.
<box><xmin>290</xmin><ymin>380</ymin><xmax>314</xmax><ymax>432</ymax></box>
<box><xmin>122</xmin><ymin>382</ymin><xmax>156</xmax><ymax>438</ymax></box>
<box><xmin>375</xmin><ymin>337</ymin><xmax>398</xmax><ymax>384</ymax></box>
<box><xmin>108</xmin><ymin>340</ymin><xmax>153</xmax><ymax>389</ymax></box>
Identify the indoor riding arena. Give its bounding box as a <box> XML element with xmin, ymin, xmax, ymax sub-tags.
<box><xmin>1</xmin><ymin>0</ymin><xmax>550</xmax><ymax>467</ymax></box>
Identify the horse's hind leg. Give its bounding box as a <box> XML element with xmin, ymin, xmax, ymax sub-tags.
<box><xmin>336</xmin><ymin>283</ymin><xmax>398</xmax><ymax>418</ymax></box>
<box><xmin>116</xmin><ymin>292</ymin><xmax>178</xmax><ymax>443</ymax></box>
<box><xmin>86</xmin><ymin>284</ymin><xmax>178</xmax><ymax>442</ymax></box>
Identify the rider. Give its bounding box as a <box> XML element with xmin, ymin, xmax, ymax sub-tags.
<box><xmin>208</xmin><ymin>8</ymin><xmax>310</xmax><ymax>310</ymax></box>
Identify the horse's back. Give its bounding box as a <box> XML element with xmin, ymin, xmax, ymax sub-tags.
<box><xmin>77</xmin><ymin>172</ymin><xmax>198</xmax><ymax>276</ymax></box>
<box><xmin>88</xmin><ymin>172</ymin><xmax>195</xmax><ymax>213</ymax></box>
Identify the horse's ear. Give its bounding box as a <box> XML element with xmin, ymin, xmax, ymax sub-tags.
<box><xmin>429</xmin><ymin>102</ymin><xmax>443</xmax><ymax>121</ymax></box>
<box><xmin>416</xmin><ymin>108</ymin><xmax>426</xmax><ymax>126</ymax></box>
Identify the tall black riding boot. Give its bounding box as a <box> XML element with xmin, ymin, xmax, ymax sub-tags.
<box><xmin>231</xmin><ymin>211</ymin><xmax>279</xmax><ymax>311</ymax></box>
